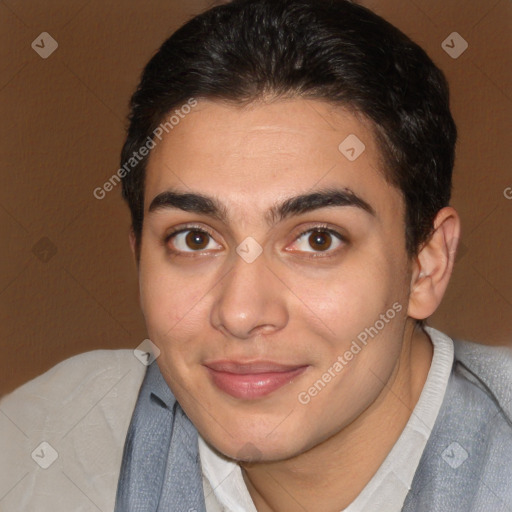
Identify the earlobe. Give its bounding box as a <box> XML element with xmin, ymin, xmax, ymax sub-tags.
<box><xmin>407</xmin><ymin>207</ymin><xmax>461</xmax><ymax>320</ymax></box>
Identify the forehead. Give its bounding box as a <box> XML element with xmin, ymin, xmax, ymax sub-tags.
<box><xmin>144</xmin><ymin>98</ymin><xmax>403</xmax><ymax>222</ymax></box>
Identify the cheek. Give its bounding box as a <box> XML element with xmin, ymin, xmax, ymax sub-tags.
<box><xmin>287</xmin><ymin>252</ymin><xmax>409</xmax><ymax>402</ymax></box>
<box><xmin>290</xmin><ymin>258</ymin><xmax>395</xmax><ymax>341</ymax></box>
<box><xmin>138</xmin><ymin>257</ymin><xmax>208</xmax><ymax>349</ymax></box>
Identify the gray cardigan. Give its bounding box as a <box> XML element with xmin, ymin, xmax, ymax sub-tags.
<box><xmin>402</xmin><ymin>339</ymin><xmax>512</xmax><ymax>511</ymax></box>
<box><xmin>114</xmin><ymin>337</ymin><xmax>512</xmax><ymax>512</ymax></box>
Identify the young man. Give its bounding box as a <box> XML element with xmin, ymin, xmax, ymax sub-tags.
<box><xmin>1</xmin><ymin>0</ymin><xmax>511</xmax><ymax>511</ymax></box>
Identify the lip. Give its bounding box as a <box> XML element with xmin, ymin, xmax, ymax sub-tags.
<box><xmin>204</xmin><ymin>360</ymin><xmax>309</xmax><ymax>399</ymax></box>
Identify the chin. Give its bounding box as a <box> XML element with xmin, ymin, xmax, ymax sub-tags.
<box><xmin>203</xmin><ymin>426</ymin><xmax>309</xmax><ymax>464</ymax></box>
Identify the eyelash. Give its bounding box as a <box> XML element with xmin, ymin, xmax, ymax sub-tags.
<box><xmin>163</xmin><ymin>223</ymin><xmax>347</xmax><ymax>258</ymax></box>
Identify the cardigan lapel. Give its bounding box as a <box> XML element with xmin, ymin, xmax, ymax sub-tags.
<box><xmin>114</xmin><ymin>360</ymin><xmax>206</xmax><ymax>512</ymax></box>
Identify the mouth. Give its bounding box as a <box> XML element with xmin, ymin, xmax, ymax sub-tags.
<box><xmin>203</xmin><ymin>360</ymin><xmax>309</xmax><ymax>399</ymax></box>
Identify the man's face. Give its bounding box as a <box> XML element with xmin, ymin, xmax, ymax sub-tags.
<box><xmin>138</xmin><ymin>98</ymin><xmax>413</xmax><ymax>461</ymax></box>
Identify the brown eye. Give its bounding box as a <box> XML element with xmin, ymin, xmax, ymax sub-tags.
<box><xmin>185</xmin><ymin>230</ymin><xmax>210</xmax><ymax>250</ymax></box>
<box><xmin>308</xmin><ymin>230</ymin><xmax>333</xmax><ymax>251</ymax></box>
<box><xmin>166</xmin><ymin>227</ymin><xmax>221</xmax><ymax>254</ymax></box>
<box><xmin>288</xmin><ymin>226</ymin><xmax>346</xmax><ymax>256</ymax></box>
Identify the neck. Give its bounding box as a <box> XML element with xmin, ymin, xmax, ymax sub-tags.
<box><xmin>240</xmin><ymin>323</ymin><xmax>434</xmax><ymax>512</ymax></box>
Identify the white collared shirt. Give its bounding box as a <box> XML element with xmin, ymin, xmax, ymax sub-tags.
<box><xmin>198</xmin><ymin>326</ymin><xmax>454</xmax><ymax>512</ymax></box>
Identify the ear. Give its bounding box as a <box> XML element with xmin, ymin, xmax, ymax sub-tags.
<box><xmin>407</xmin><ymin>206</ymin><xmax>461</xmax><ymax>320</ymax></box>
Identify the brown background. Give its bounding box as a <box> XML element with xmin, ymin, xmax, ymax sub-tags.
<box><xmin>1</xmin><ymin>0</ymin><xmax>511</xmax><ymax>396</ymax></box>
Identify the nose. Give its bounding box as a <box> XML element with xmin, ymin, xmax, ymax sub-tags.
<box><xmin>210</xmin><ymin>250</ymin><xmax>289</xmax><ymax>340</ymax></box>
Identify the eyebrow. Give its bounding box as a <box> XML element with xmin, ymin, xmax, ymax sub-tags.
<box><xmin>148</xmin><ymin>186</ymin><xmax>376</xmax><ymax>226</ymax></box>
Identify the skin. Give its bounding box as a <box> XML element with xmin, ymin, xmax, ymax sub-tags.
<box><xmin>129</xmin><ymin>98</ymin><xmax>460</xmax><ymax>511</ymax></box>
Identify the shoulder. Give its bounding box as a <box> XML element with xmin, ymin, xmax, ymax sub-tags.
<box><xmin>405</xmin><ymin>329</ymin><xmax>512</xmax><ymax>511</ymax></box>
<box><xmin>1</xmin><ymin>349</ymin><xmax>146</xmax><ymax>419</ymax></box>
<box><xmin>1</xmin><ymin>348</ymin><xmax>147</xmax><ymax>436</ymax></box>
<box><xmin>0</xmin><ymin>350</ymin><xmax>147</xmax><ymax>511</ymax></box>
<box><xmin>451</xmin><ymin>336</ymin><xmax>512</xmax><ymax>422</ymax></box>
